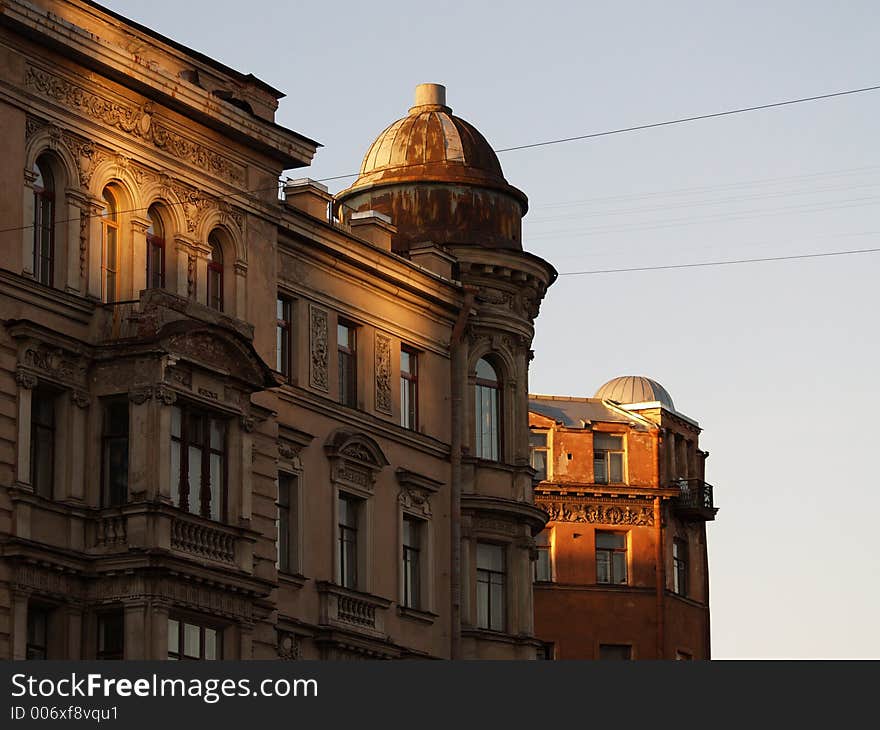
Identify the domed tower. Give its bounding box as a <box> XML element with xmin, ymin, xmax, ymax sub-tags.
<box><xmin>336</xmin><ymin>83</ymin><xmax>527</xmax><ymax>253</ymax></box>
<box><xmin>339</xmin><ymin>84</ymin><xmax>556</xmax><ymax>659</ymax></box>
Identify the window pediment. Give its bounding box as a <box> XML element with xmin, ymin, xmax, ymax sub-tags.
<box><xmin>325</xmin><ymin>430</ymin><xmax>388</xmax><ymax>495</ymax></box>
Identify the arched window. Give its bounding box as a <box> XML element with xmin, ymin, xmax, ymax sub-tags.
<box><xmin>32</xmin><ymin>157</ymin><xmax>55</xmax><ymax>286</ymax></box>
<box><xmin>207</xmin><ymin>231</ymin><xmax>223</xmax><ymax>312</ymax></box>
<box><xmin>101</xmin><ymin>188</ymin><xmax>119</xmax><ymax>303</ymax></box>
<box><xmin>146</xmin><ymin>205</ymin><xmax>166</xmax><ymax>289</ymax></box>
<box><xmin>475</xmin><ymin>358</ymin><xmax>501</xmax><ymax>461</ymax></box>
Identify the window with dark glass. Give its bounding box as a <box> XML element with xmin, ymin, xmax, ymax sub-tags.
<box><xmin>170</xmin><ymin>405</ymin><xmax>226</xmax><ymax>521</ymax></box>
<box><xmin>146</xmin><ymin>205</ymin><xmax>166</xmax><ymax>289</ymax></box>
<box><xmin>97</xmin><ymin>611</ymin><xmax>124</xmax><ymax>660</ymax></box>
<box><xmin>530</xmin><ymin>430</ymin><xmax>548</xmax><ymax>481</ymax></box>
<box><xmin>400</xmin><ymin>346</ymin><xmax>418</xmax><ymax>430</ymax></box>
<box><xmin>167</xmin><ymin>618</ymin><xmax>220</xmax><ymax>660</ymax></box>
<box><xmin>402</xmin><ymin>516</ymin><xmax>421</xmax><ymax>609</ymax></box>
<box><xmin>534</xmin><ymin>529</ymin><xmax>552</xmax><ymax>582</ymax></box>
<box><xmin>474</xmin><ymin>358</ymin><xmax>500</xmax><ymax>461</ymax></box>
<box><xmin>277</xmin><ymin>473</ymin><xmax>298</xmax><ymax>573</ymax></box>
<box><xmin>277</xmin><ymin>295</ymin><xmax>293</xmax><ymax>379</ymax></box>
<box><xmin>599</xmin><ymin>643</ymin><xmax>632</xmax><ymax>660</ymax></box>
<box><xmin>337</xmin><ymin>321</ymin><xmax>357</xmax><ymax>408</ymax></box>
<box><xmin>101</xmin><ymin>398</ymin><xmax>128</xmax><ymax>507</ymax></box>
<box><xmin>476</xmin><ymin>542</ymin><xmax>505</xmax><ymax>631</ymax></box>
<box><xmin>30</xmin><ymin>387</ymin><xmax>55</xmax><ymax>499</ymax></box>
<box><xmin>32</xmin><ymin>157</ymin><xmax>55</xmax><ymax>286</ymax></box>
<box><xmin>594</xmin><ymin>433</ymin><xmax>624</xmax><ymax>484</ymax></box>
<box><xmin>596</xmin><ymin>531</ymin><xmax>628</xmax><ymax>585</ymax></box>
<box><xmin>27</xmin><ymin>605</ymin><xmax>49</xmax><ymax>660</ymax></box>
<box><xmin>101</xmin><ymin>188</ymin><xmax>118</xmax><ymax>303</ymax></box>
<box><xmin>338</xmin><ymin>493</ymin><xmax>359</xmax><ymax>589</ymax></box>
<box><xmin>673</xmin><ymin>538</ymin><xmax>688</xmax><ymax>596</ymax></box>
<box><xmin>207</xmin><ymin>232</ymin><xmax>223</xmax><ymax>312</ymax></box>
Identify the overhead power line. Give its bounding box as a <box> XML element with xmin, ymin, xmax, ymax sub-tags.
<box><xmin>313</xmin><ymin>83</ymin><xmax>880</xmax><ymax>183</ymax></box>
<box><xmin>2</xmin><ymin>83</ymin><xmax>878</xmax><ymax>243</ymax></box>
<box><xmin>556</xmin><ymin>245</ymin><xmax>880</xmax><ymax>276</ymax></box>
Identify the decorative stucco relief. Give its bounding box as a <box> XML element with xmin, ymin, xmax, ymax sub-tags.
<box><xmin>374</xmin><ymin>332</ymin><xmax>392</xmax><ymax>415</ymax></box>
<box><xmin>25</xmin><ymin>66</ymin><xmax>245</xmax><ymax>184</ymax></box>
<box><xmin>540</xmin><ymin>500</ymin><xmax>655</xmax><ymax>527</ymax></box>
<box><xmin>309</xmin><ymin>304</ymin><xmax>329</xmax><ymax>392</ymax></box>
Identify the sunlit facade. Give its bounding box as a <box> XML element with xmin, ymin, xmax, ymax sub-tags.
<box><xmin>0</xmin><ymin>0</ymin><xmax>554</xmax><ymax>659</ymax></box>
<box><xmin>530</xmin><ymin>377</ymin><xmax>718</xmax><ymax>659</ymax></box>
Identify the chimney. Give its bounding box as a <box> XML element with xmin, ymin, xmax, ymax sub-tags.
<box><xmin>283</xmin><ymin>178</ymin><xmax>332</xmax><ymax>221</ymax></box>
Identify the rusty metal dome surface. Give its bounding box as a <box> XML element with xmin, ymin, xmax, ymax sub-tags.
<box><xmin>595</xmin><ymin>376</ymin><xmax>675</xmax><ymax>410</ymax></box>
<box><xmin>340</xmin><ymin>84</ymin><xmax>524</xmax><ymax>204</ymax></box>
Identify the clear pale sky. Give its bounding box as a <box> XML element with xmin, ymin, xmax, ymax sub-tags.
<box><xmin>105</xmin><ymin>0</ymin><xmax>880</xmax><ymax>658</ymax></box>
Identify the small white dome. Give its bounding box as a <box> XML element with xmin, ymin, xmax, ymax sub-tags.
<box><xmin>595</xmin><ymin>376</ymin><xmax>674</xmax><ymax>410</ymax></box>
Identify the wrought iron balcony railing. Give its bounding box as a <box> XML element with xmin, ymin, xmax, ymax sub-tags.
<box><xmin>672</xmin><ymin>478</ymin><xmax>718</xmax><ymax>520</ymax></box>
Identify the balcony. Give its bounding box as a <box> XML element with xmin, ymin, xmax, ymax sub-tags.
<box><xmin>87</xmin><ymin>503</ymin><xmax>254</xmax><ymax>571</ymax></box>
<box><xmin>672</xmin><ymin>479</ymin><xmax>718</xmax><ymax>521</ymax></box>
<box><xmin>316</xmin><ymin>582</ymin><xmax>391</xmax><ymax>640</ymax></box>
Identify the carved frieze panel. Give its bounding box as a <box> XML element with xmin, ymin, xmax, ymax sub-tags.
<box><xmin>539</xmin><ymin>499</ymin><xmax>655</xmax><ymax>527</ymax></box>
<box><xmin>25</xmin><ymin>66</ymin><xmax>245</xmax><ymax>184</ymax></box>
<box><xmin>395</xmin><ymin>468</ymin><xmax>441</xmax><ymax>519</ymax></box>
<box><xmin>471</xmin><ymin>517</ymin><xmax>519</xmax><ymax>537</ymax></box>
<box><xmin>14</xmin><ymin>565</ymin><xmax>82</xmax><ymax>599</ymax></box>
<box><xmin>398</xmin><ymin>486</ymin><xmax>432</xmax><ymax>518</ymax></box>
<box><xmin>374</xmin><ymin>332</ymin><xmax>392</xmax><ymax>415</ymax></box>
<box><xmin>277</xmin><ymin>631</ymin><xmax>301</xmax><ymax>660</ymax></box>
<box><xmin>309</xmin><ymin>304</ymin><xmax>329</xmax><ymax>392</ymax></box>
<box><xmin>20</xmin><ymin>344</ymin><xmax>87</xmax><ymax>388</ymax></box>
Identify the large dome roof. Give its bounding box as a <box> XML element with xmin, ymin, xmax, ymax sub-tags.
<box><xmin>595</xmin><ymin>376</ymin><xmax>675</xmax><ymax>410</ymax></box>
<box><xmin>339</xmin><ymin>84</ymin><xmax>525</xmax><ymax>207</ymax></box>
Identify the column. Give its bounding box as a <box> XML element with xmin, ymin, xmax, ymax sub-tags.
<box><xmin>64</xmin><ymin>191</ymin><xmax>84</xmax><ymax>294</ymax></box>
<box><xmin>86</xmin><ymin>197</ymin><xmax>104</xmax><ymax>300</ymax></box>
<box><xmin>233</xmin><ymin>261</ymin><xmax>248</xmax><ymax>320</ymax></box>
<box><xmin>11</xmin><ymin>591</ymin><xmax>29</xmax><ymax>660</ymax></box>
<box><xmin>21</xmin><ymin>168</ymin><xmax>37</xmax><ymax>278</ymax></box>
<box><xmin>14</xmin><ymin>371</ymin><xmax>35</xmax><ymax>487</ymax></box>
<box><xmin>123</xmin><ymin>601</ymin><xmax>148</xmax><ymax>660</ymax></box>
<box><xmin>130</xmin><ymin>215</ymin><xmax>150</xmax><ymax>298</ymax></box>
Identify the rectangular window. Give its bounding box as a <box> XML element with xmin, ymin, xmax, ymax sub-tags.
<box><xmin>673</xmin><ymin>538</ymin><xmax>688</xmax><ymax>596</ymax></box>
<box><xmin>476</xmin><ymin>543</ymin><xmax>505</xmax><ymax>631</ymax></box>
<box><xmin>97</xmin><ymin>611</ymin><xmax>124</xmax><ymax>660</ymax></box>
<box><xmin>594</xmin><ymin>433</ymin><xmax>624</xmax><ymax>484</ymax></box>
<box><xmin>277</xmin><ymin>473</ymin><xmax>298</xmax><ymax>574</ymax></box>
<box><xmin>167</xmin><ymin>617</ymin><xmax>220</xmax><ymax>660</ymax></box>
<box><xmin>529</xmin><ymin>430</ymin><xmax>548</xmax><ymax>481</ymax></box>
<box><xmin>170</xmin><ymin>405</ymin><xmax>227</xmax><ymax>521</ymax></box>
<box><xmin>337</xmin><ymin>321</ymin><xmax>357</xmax><ymax>408</ymax></box>
<box><xmin>146</xmin><ymin>234</ymin><xmax>165</xmax><ymax>289</ymax></box>
<box><xmin>596</xmin><ymin>531</ymin><xmax>628</xmax><ymax>585</ymax></box>
<box><xmin>30</xmin><ymin>388</ymin><xmax>55</xmax><ymax>499</ymax></box>
<box><xmin>277</xmin><ymin>295</ymin><xmax>293</xmax><ymax>379</ymax></box>
<box><xmin>400</xmin><ymin>346</ymin><xmax>418</xmax><ymax>430</ymax></box>
<box><xmin>101</xmin><ymin>398</ymin><xmax>129</xmax><ymax>507</ymax></box>
<box><xmin>402</xmin><ymin>516</ymin><xmax>422</xmax><ymax>609</ymax></box>
<box><xmin>599</xmin><ymin>643</ymin><xmax>632</xmax><ymax>660</ymax></box>
<box><xmin>534</xmin><ymin>528</ymin><xmax>552</xmax><ymax>582</ymax></box>
<box><xmin>26</xmin><ymin>605</ymin><xmax>49</xmax><ymax>660</ymax></box>
<box><xmin>338</xmin><ymin>493</ymin><xmax>359</xmax><ymax>589</ymax></box>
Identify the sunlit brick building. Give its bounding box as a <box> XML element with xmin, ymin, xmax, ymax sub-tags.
<box><xmin>0</xmin><ymin>0</ymin><xmax>554</xmax><ymax>659</ymax></box>
<box><xmin>529</xmin><ymin>376</ymin><xmax>718</xmax><ymax>659</ymax></box>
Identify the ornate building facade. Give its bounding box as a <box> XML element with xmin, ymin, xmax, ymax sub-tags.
<box><xmin>0</xmin><ymin>0</ymin><xmax>554</xmax><ymax>659</ymax></box>
<box><xmin>529</xmin><ymin>376</ymin><xmax>718</xmax><ymax>659</ymax></box>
